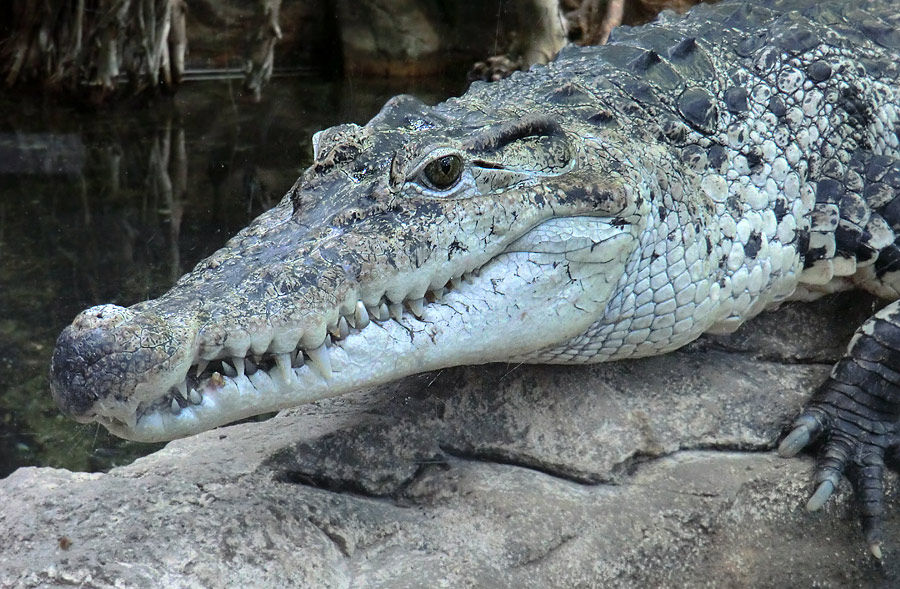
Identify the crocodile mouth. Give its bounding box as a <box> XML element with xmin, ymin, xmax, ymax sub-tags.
<box><xmin>98</xmin><ymin>268</ymin><xmax>484</xmax><ymax>440</ymax></box>
<box><xmin>66</xmin><ymin>213</ymin><xmax>635</xmax><ymax>442</ymax></box>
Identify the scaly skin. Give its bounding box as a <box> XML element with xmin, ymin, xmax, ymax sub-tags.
<box><xmin>51</xmin><ymin>0</ymin><xmax>900</xmax><ymax>556</ymax></box>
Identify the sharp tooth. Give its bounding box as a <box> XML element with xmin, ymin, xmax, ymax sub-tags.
<box><xmin>346</xmin><ymin>313</ymin><xmax>356</xmax><ymax>329</ymax></box>
<box><xmin>292</xmin><ymin>349</ymin><xmax>305</xmax><ymax>367</ymax></box>
<box><xmin>306</xmin><ymin>344</ymin><xmax>332</xmax><ymax>379</ymax></box>
<box><xmin>123</xmin><ymin>411</ymin><xmax>138</xmax><ymax>429</ymax></box>
<box><xmin>379</xmin><ymin>302</ymin><xmax>389</xmax><ymax>321</ymax></box>
<box><xmin>450</xmin><ymin>276</ymin><xmax>462</xmax><ymax>290</ymax></box>
<box><xmin>189</xmin><ymin>389</ymin><xmax>202</xmax><ymax>405</ymax></box>
<box><xmin>300</xmin><ymin>327</ymin><xmax>328</xmax><ymax>350</ymax></box>
<box><xmin>389</xmin><ymin>302</ymin><xmax>403</xmax><ymax>321</ymax></box>
<box><xmin>177</xmin><ymin>381</ymin><xmax>187</xmax><ymax>398</ymax></box>
<box><xmin>244</xmin><ymin>357</ymin><xmax>258</xmax><ymax>376</ymax></box>
<box><xmin>338</xmin><ymin>316</ymin><xmax>350</xmax><ymax>339</ymax></box>
<box><xmin>198</xmin><ymin>344</ymin><xmax>223</xmax><ymax>361</ymax></box>
<box><xmin>234</xmin><ymin>357</ymin><xmax>245</xmax><ymax>377</ymax></box>
<box><xmin>221</xmin><ymin>360</ymin><xmax>237</xmax><ymax>377</ymax></box>
<box><xmin>270</xmin><ymin>327</ymin><xmax>303</xmax><ymax>354</ymax></box>
<box><xmin>408</xmin><ymin>297</ymin><xmax>425</xmax><ymax>318</ymax></box>
<box><xmin>366</xmin><ymin>304</ymin><xmax>380</xmax><ymax>321</ymax></box>
<box><xmin>249</xmin><ymin>330</ymin><xmax>273</xmax><ymax>356</ymax></box>
<box><xmin>224</xmin><ymin>331</ymin><xmax>251</xmax><ymax>358</ymax></box>
<box><xmin>429</xmin><ymin>288</ymin><xmax>445</xmax><ymax>301</ymax></box>
<box><xmin>275</xmin><ymin>353</ymin><xmax>293</xmax><ymax>382</ymax></box>
<box><xmin>355</xmin><ymin>301</ymin><xmax>370</xmax><ymax>329</ymax></box>
<box><xmin>196</xmin><ymin>360</ymin><xmax>209</xmax><ymax>377</ymax></box>
<box><xmin>170</xmin><ymin>397</ymin><xmax>181</xmax><ymax>414</ymax></box>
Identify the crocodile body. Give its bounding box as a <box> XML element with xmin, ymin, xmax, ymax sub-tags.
<box><xmin>51</xmin><ymin>0</ymin><xmax>900</xmax><ymax>554</ymax></box>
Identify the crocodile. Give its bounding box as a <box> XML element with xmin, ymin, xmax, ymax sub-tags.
<box><xmin>50</xmin><ymin>0</ymin><xmax>900</xmax><ymax>557</ymax></box>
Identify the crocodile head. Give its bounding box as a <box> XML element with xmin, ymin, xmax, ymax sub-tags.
<box><xmin>50</xmin><ymin>94</ymin><xmax>651</xmax><ymax>441</ymax></box>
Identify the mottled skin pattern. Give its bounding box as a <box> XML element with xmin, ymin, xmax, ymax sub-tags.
<box><xmin>50</xmin><ymin>0</ymin><xmax>900</xmax><ymax>555</ymax></box>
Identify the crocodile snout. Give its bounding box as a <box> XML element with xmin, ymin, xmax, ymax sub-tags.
<box><xmin>50</xmin><ymin>305</ymin><xmax>136</xmax><ymax>421</ymax></box>
<box><xmin>50</xmin><ymin>304</ymin><xmax>197</xmax><ymax>425</ymax></box>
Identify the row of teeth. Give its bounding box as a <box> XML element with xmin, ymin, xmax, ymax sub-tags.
<box><xmin>154</xmin><ymin>272</ymin><xmax>473</xmax><ymax>417</ymax></box>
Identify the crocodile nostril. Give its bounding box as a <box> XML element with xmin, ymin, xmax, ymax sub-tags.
<box><xmin>73</xmin><ymin>304</ymin><xmax>134</xmax><ymax>331</ymax></box>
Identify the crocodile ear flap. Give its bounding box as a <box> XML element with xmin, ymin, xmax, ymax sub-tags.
<box><xmin>462</xmin><ymin>114</ymin><xmax>573</xmax><ymax>177</ymax></box>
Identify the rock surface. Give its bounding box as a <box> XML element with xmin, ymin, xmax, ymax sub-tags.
<box><xmin>3</xmin><ymin>294</ymin><xmax>900</xmax><ymax>588</ymax></box>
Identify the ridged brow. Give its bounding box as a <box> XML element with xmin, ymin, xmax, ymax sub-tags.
<box><xmin>462</xmin><ymin>115</ymin><xmax>565</xmax><ymax>153</ymax></box>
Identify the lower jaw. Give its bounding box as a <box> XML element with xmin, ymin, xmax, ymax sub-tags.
<box><xmin>100</xmin><ymin>313</ymin><xmax>448</xmax><ymax>441</ymax></box>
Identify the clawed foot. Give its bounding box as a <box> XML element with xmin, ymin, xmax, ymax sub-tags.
<box><xmin>779</xmin><ymin>383</ymin><xmax>900</xmax><ymax>560</ymax></box>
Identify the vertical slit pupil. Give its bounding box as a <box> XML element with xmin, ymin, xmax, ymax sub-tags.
<box><xmin>423</xmin><ymin>155</ymin><xmax>463</xmax><ymax>189</ymax></box>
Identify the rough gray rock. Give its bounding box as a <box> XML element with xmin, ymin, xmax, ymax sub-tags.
<box><xmin>3</xmin><ymin>294</ymin><xmax>899</xmax><ymax>588</ymax></box>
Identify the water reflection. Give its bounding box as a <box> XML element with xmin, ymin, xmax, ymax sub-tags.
<box><xmin>0</xmin><ymin>75</ymin><xmax>462</xmax><ymax>476</ymax></box>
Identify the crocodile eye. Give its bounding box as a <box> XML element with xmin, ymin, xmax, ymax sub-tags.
<box><xmin>422</xmin><ymin>154</ymin><xmax>463</xmax><ymax>190</ymax></box>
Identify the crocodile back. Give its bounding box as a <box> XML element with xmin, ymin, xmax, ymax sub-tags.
<box><xmin>500</xmin><ymin>0</ymin><xmax>900</xmax><ymax>363</ymax></box>
<box><xmin>609</xmin><ymin>0</ymin><xmax>900</xmax><ymax>298</ymax></box>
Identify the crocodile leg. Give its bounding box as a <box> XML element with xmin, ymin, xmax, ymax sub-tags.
<box><xmin>780</xmin><ymin>300</ymin><xmax>900</xmax><ymax>559</ymax></box>
<box><xmin>780</xmin><ymin>150</ymin><xmax>900</xmax><ymax>558</ymax></box>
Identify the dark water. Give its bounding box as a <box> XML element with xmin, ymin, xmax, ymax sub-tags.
<box><xmin>0</xmin><ymin>75</ymin><xmax>464</xmax><ymax>477</ymax></box>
